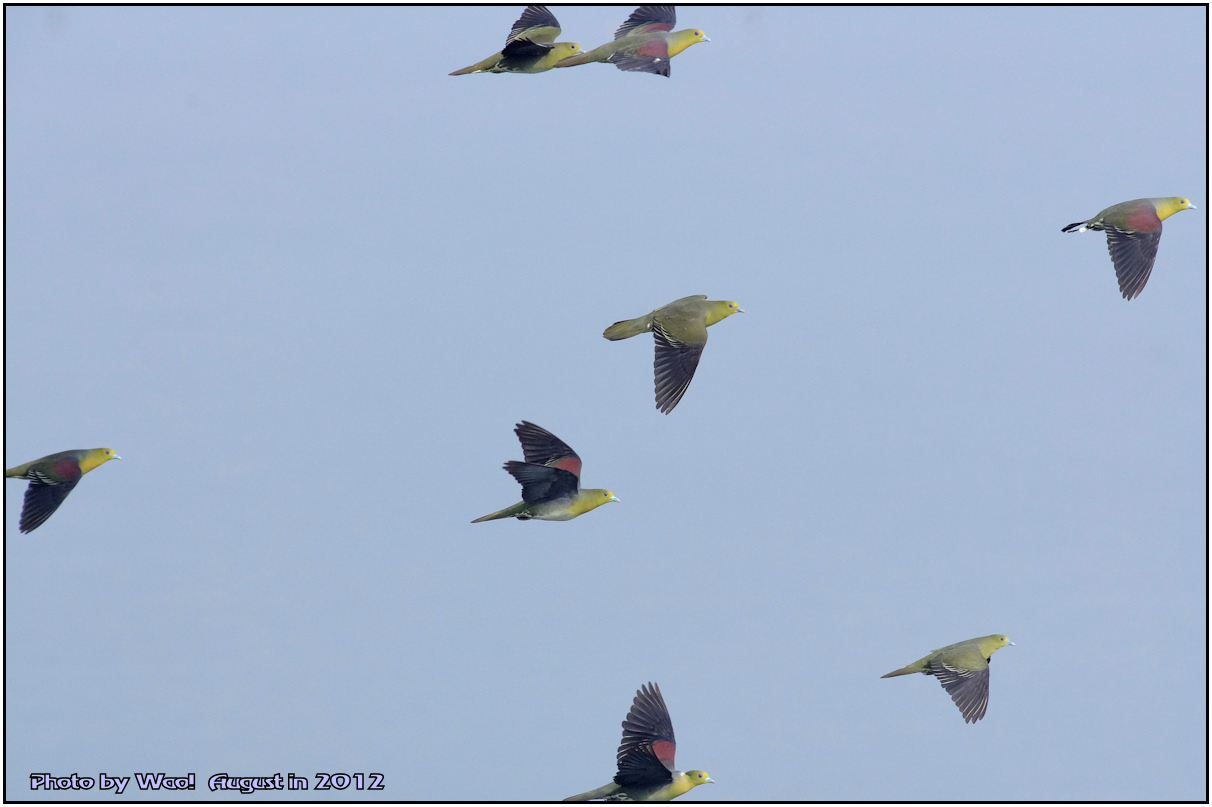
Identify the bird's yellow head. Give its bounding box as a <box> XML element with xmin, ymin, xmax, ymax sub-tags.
<box><xmin>978</xmin><ymin>634</ymin><xmax>1013</xmax><ymax>658</ymax></box>
<box><xmin>552</xmin><ymin>42</ymin><xmax>581</xmax><ymax>59</ymax></box>
<box><xmin>705</xmin><ymin>300</ymin><xmax>744</xmax><ymax>326</ymax></box>
<box><xmin>668</xmin><ymin>29</ymin><xmax>710</xmax><ymax>57</ymax></box>
<box><xmin>686</xmin><ymin>771</ymin><xmax>714</xmax><ymax>789</ymax></box>
<box><xmin>1156</xmin><ymin>197</ymin><xmax>1197</xmax><ymax>220</ymax></box>
<box><xmin>571</xmin><ymin>489</ymin><xmax>620</xmax><ymax>517</ymax></box>
<box><xmin>80</xmin><ymin>448</ymin><xmax>121</xmax><ymax>474</ymax></box>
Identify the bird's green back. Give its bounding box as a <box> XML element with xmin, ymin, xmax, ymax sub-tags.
<box><xmin>934</xmin><ymin>634</ymin><xmax>1011</xmax><ymax>666</ymax></box>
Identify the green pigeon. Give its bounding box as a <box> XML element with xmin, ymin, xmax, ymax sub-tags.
<box><xmin>555</xmin><ymin>6</ymin><xmax>708</xmax><ymax>77</ymax></box>
<box><xmin>564</xmin><ymin>682</ymin><xmax>713</xmax><ymax>801</ymax></box>
<box><xmin>882</xmin><ymin>634</ymin><xmax>1013</xmax><ymax>723</ymax></box>
<box><xmin>1062</xmin><ymin>197</ymin><xmax>1197</xmax><ymax>299</ymax></box>
<box><xmin>472</xmin><ymin>421</ymin><xmax>618</xmax><ymax>522</ymax></box>
<box><xmin>604</xmin><ymin>295</ymin><xmax>743</xmax><ymax>414</ymax></box>
<box><xmin>6</xmin><ymin>448</ymin><xmax>121</xmax><ymax>533</ymax></box>
<box><xmin>450</xmin><ymin>5</ymin><xmax>582</xmax><ymax>75</ymax></box>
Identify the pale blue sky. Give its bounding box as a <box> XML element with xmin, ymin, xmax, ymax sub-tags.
<box><xmin>5</xmin><ymin>5</ymin><xmax>1206</xmax><ymax>801</ymax></box>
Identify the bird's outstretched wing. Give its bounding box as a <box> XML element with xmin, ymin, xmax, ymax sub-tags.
<box><xmin>932</xmin><ymin>661</ymin><xmax>990</xmax><ymax>724</ymax></box>
<box><xmin>615</xmin><ymin>6</ymin><xmax>675</xmax><ymax>38</ymax></box>
<box><xmin>652</xmin><ymin>320</ymin><xmax>707</xmax><ymax>413</ymax></box>
<box><xmin>515</xmin><ymin>421</ymin><xmax>582</xmax><ymax>478</ymax></box>
<box><xmin>19</xmin><ymin>477</ymin><xmax>81</xmax><ymax>533</ymax></box>
<box><xmin>504</xmin><ymin>461</ymin><xmax>579</xmax><ymax>503</ymax></box>
<box><xmin>1104</xmin><ymin>225</ymin><xmax>1162</xmax><ymax>300</ymax></box>
<box><xmin>614</xmin><ymin>682</ymin><xmax>677</xmax><ymax>788</ymax></box>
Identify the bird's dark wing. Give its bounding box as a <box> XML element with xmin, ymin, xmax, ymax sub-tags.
<box><xmin>614</xmin><ymin>5</ymin><xmax>675</xmax><ymax>38</ymax></box>
<box><xmin>514</xmin><ymin>421</ymin><xmax>582</xmax><ymax>478</ymax></box>
<box><xmin>506</xmin><ymin>5</ymin><xmax>561</xmax><ymax>45</ymax></box>
<box><xmin>1105</xmin><ymin>225</ymin><xmax>1162</xmax><ymax>300</ymax></box>
<box><xmin>504</xmin><ymin>461</ymin><xmax>579</xmax><ymax>503</ymax></box>
<box><xmin>501</xmin><ymin>37</ymin><xmax>554</xmax><ymax>61</ymax></box>
<box><xmin>614</xmin><ymin>682</ymin><xmax>676</xmax><ymax>789</ymax></box>
<box><xmin>19</xmin><ymin>477</ymin><xmax>81</xmax><ymax>533</ymax></box>
<box><xmin>931</xmin><ymin>661</ymin><xmax>991</xmax><ymax>724</ymax></box>
<box><xmin>610</xmin><ymin>49</ymin><xmax>671</xmax><ymax>76</ymax></box>
<box><xmin>652</xmin><ymin>320</ymin><xmax>706</xmax><ymax>413</ymax></box>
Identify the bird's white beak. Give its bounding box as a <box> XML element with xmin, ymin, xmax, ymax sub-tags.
<box><xmin>702</xmin><ymin>36</ymin><xmax>712</xmax><ymax>42</ymax></box>
<box><xmin>1189</xmin><ymin>203</ymin><xmax>1198</xmax><ymax>210</ymax></box>
<box><xmin>609</xmin><ymin>495</ymin><xmax>621</xmax><ymax>503</ymax></box>
<box><xmin>113</xmin><ymin>455</ymin><xmax>123</xmax><ymax>461</ymax></box>
<box><xmin>705</xmin><ymin>778</ymin><xmax>715</xmax><ymax>784</ymax></box>
<box><xmin>1008</xmin><ymin>641</ymin><xmax>1015</xmax><ymax>646</ymax></box>
<box><xmin>737</xmin><ymin>308</ymin><xmax>746</xmax><ymax>314</ymax></box>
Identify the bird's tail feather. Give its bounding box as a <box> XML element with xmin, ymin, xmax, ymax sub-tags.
<box><xmin>881</xmin><ymin>658</ymin><xmax>929</xmax><ymax>678</ymax></box>
<box><xmin>449</xmin><ymin>55</ymin><xmax>500</xmax><ymax>75</ymax></box>
<box><xmin>471</xmin><ymin>501</ymin><xmax>528</xmax><ymax>523</ymax></box>
<box><xmin>554</xmin><ymin>49</ymin><xmax>603</xmax><ymax>68</ymax></box>
<box><xmin>603</xmin><ymin>315</ymin><xmax>654</xmax><ymax>340</ymax></box>
<box><xmin>563</xmin><ymin>783</ymin><xmax>620</xmax><ymax>802</ymax></box>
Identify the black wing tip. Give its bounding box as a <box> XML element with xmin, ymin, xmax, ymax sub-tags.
<box><xmin>513</xmin><ymin>5</ymin><xmax>558</xmax><ymax>30</ymax></box>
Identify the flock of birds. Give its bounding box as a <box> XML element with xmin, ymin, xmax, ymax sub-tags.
<box><xmin>6</xmin><ymin>6</ymin><xmax>1199</xmax><ymax>801</ymax></box>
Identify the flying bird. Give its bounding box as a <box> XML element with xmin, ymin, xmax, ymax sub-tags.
<box><xmin>1062</xmin><ymin>197</ymin><xmax>1197</xmax><ymax>299</ymax></box>
<box><xmin>555</xmin><ymin>6</ymin><xmax>708</xmax><ymax>77</ymax></box>
<box><xmin>604</xmin><ymin>295</ymin><xmax>743</xmax><ymax>414</ymax></box>
<box><xmin>881</xmin><ymin>634</ymin><xmax>1013</xmax><ymax>723</ymax></box>
<box><xmin>450</xmin><ymin>5</ymin><xmax>582</xmax><ymax>75</ymax></box>
<box><xmin>6</xmin><ymin>448</ymin><xmax>121</xmax><ymax>533</ymax></box>
<box><xmin>472</xmin><ymin>421</ymin><xmax>618</xmax><ymax>522</ymax></box>
<box><xmin>564</xmin><ymin>682</ymin><xmax>713</xmax><ymax>801</ymax></box>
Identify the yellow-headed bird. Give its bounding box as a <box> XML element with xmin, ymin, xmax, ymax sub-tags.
<box><xmin>564</xmin><ymin>682</ymin><xmax>713</xmax><ymax>801</ymax></box>
<box><xmin>473</xmin><ymin>421</ymin><xmax>618</xmax><ymax>522</ymax></box>
<box><xmin>882</xmin><ymin>634</ymin><xmax>1013</xmax><ymax>723</ymax></box>
<box><xmin>1062</xmin><ymin>197</ymin><xmax>1197</xmax><ymax>299</ymax></box>
<box><xmin>605</xmin><ymin>295</ymin><xmax>743</xmax><ymax>414</ymax></box>
<box><xmin>450</xmin><ymin>6</ymin><xmax>581</xmax><ymax>75</ymax></box>
<box><xmin>6</xmin><ymin>448</ymin><xmax>120</xmax><ymax>533</ymax></box>
<box><xmin>555</xmin><ymin>6</ymin><xmax>708</xmax><ymax>77</ymax></box>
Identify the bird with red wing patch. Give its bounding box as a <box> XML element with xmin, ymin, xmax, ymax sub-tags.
<box><xmin>1062</xmin><ymin>197</ymin><xmax>1196</xmax><ymax>299</ymax></box>
<box><xmin>472</xmin><ymin>422</ymin><xmax>617</xmax><ymax>523</ymax></box>
<box><xmin>564</xmin><ymin>683</ymin><xmax>713</xmax><ymax>801</ymax></box>
<box><xmin>6</xmin><ymin>448</ymin><xmax>121</xmax><ymax>533</ymax></box>
<box><xmin>555</xmin><ymin>6</ymin><xmax>709</xmax><ymax>77</ymax></box>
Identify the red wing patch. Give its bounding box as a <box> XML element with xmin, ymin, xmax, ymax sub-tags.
<box><xmin>50</xmin><ymin>459</ymin><xmax>83</xmax><ymax>480</ymax></box>
<box><xmin>651</xmin><ymin>740</ymin><xmax>676</xmax><ymax>771</ymax></box>
<box><xmin>1123</xmin><ymin>207</ymin><xmax>1162</xmax><ymax>232</ymax></box>
<box><xmin>551</xmin><ymin>456</ymin><xmax>582</xmax><ymax>478</ymax></box>
<box><xmin>636</xmin><ymin>39</ymin><xmax>671</xmax><ymax>58</ymax></box>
